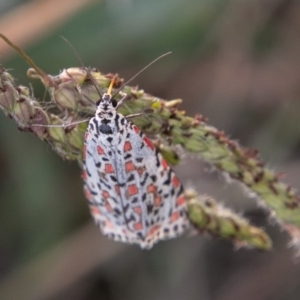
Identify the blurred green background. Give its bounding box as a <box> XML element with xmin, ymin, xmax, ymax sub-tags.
<box><xmin>1</xmin><ymin>0</ymin><xmax>300</xmax><ymax>299</ymax></box>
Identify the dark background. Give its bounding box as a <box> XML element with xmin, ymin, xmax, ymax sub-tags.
<box><xmin>1</xmin><ymin>1</ymin><xmax>300</xmax><ymax>299</ymax></box>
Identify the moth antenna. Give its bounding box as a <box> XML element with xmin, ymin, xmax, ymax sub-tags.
<box><xmin>0</xmin><ymin>33</ymin><xmax>52</xmax><ymax>86</ymax></box>
<box><xmin>27</xmin><ymin>118</ymin><xmax>90</xmax><ymax>128</ymax></box>
<box><xmin>112</xmin><ymin>52</ymin><xmax>172</xmax><ymax>98</ymax></box>
<box><xmin>60</xmin><ymin>35</ymin><xmax>102</xmax><ymax>98</ymax></box>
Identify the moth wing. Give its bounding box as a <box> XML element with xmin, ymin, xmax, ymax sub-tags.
<box><xmin>83</xmin><ymin>117</ymin><xmax>189</xmax><ymax>249</ymax></box>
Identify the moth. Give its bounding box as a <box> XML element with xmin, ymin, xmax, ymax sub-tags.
<box><xmin>82</xmin><ymin>77</ymin><xmax>189</xmax><ymax>249</ymax></box>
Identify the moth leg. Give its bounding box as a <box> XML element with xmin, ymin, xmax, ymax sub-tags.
<box><xmin>116</xmin><ymin>92</ymin><xmax>128</xmax><ymax>110</ymax></box>
<box><xmin>126</xmin><ymin>112</ymin><xmax>143</xmax><ymax>119</ymax></box>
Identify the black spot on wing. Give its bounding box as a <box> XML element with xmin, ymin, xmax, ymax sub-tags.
<box><xmin>99</xmin><ymin>179</ymin><xmax>112</xmax><ymax>189</ymax></box>
<box><xmin>132</xmin><ymin>197</ymin><xmax>138</xmax><ymax>203</ymax></box>
<box><xmin>89</xmin><ymin>122</ymin><xmax>95</xmax><ymax>130</ymax></box>
<box><xmin>163</xmin><ymin>169</ymin><xmax>172</xmax><ymax>185</ymax></box>
<box><xmin>141</xmin><ymin>173</ymin><xmax>149</xmax><ymax>186</ymax></box>
<box><xmin>114</xmin><ymin>208</ymin><xmax>121</xmax><ymax>215</ymax></box>
<box><xmin>123</xmin><ymin>203</ymin><xmax>129</xmax><ymax>212</ymax></box>
<box><xmin>170</xmin><ymin>187</ymin><xmax>175</xmax><ymax>196</ymax></box>
<box><xmin>155</xmin><ymin>151</ymin><xmax>160</xmax><ymax>167</ymax></box>
<box><xmin>92</xmin><ymin>118</ymin><xmax>99</xmax><ymax>134</ymax></box>
<box><xmin>86</xmin><ymin>167</ymin><xmax>92</xmax><ymax>177</ymax></box>
<box><xmin>150</xmin><ymin>175</ymin><xmax>157</xmax><ymax>182</ymax></box>
<box><xmin>127</xmin><ymin>174</ymin><xmax>135</xmax><ymax>181</ymax></box>
<box><xmin>142</xmin><ymin>193</ymin><xmax>147</xmax><ymax>202</ymax></box>
<box><xmin>99</xmin><ymin>123</ymin><xmax>113</xmax><ymax>134</ymax></box>
<box><xmin>147</xmin><ymin>204</ymin><xmax>153</xmax><ymax>213</ymax></box>
<box><xmin>110</xmin><ymin>175</ymin><xmax>117</xmax><ymax>182</ymax></box>
<box><xmin>137</xmin><ymin>232</ymin><xmax>145</xmax><ymax>240</ymax></box>
<box><xmin>115</xmin><ymin>114</ymin><xmax>120</xmax><ymax>131</ymax></box>
<box><xmin>177</xmin><ymin>185</ymin><xmax>184</xmax><ymax>196</ymax></box>
<box><xmin>91</xmin><ymin>189</ymin><xmax>98</xmax><ymax>196</ymax></box>
<box><xmin>124</xmin><ymin>153</ymin><xmax>132</xmax><ymax>159</ymax></box>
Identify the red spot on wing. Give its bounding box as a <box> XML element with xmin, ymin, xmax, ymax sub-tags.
<box><xmin>97</xmin><ymin>145</ymin><xmax>105</xmax><ymax>155</ymax></box>
<box><xmin>125</xmin><ymin>161</ymin><xmax>135</xmax><ymax>172</ymax></box>
<box><xmin>115</xmin><ymin>185</ymin><xmax>120</xmax><ymax>195</ymax></box>
<box><xmin>84</xmin><ymin>186</ymin><xmax>92</xmax><ymax>200</ymax></box>
<box><xmin>105</xmin><ymin>220</ymin><xmax>114</xmax><ymax>228</ymax></box>
<box><xmin>170</xmin><ymin>211</ymin><xmax>180</xmax><ymax>223</ymax></box>
<box><xmin>105</xmin><ymin>202</ymin><xmax>113</xmax><ymax>212</ymax></box>
<box><xmin>124</xmin><ymin>141</ymin><xmax>132</xmax><ymax>152</ymax></box>
<box><xmin>102</xmin><ymin>190</ymin><xmax>110</xmax><ymax>199</ymax></box>
<box><xmin>147</xmin><ymin>225</ymin><xmax>160</xmax><ymax>238</ymax></box>
<box><xmin>133</xmin><ymin>126</ymin><xmax>140</xmax><ymax>134</ymax></box>
<box><xmin>127</xmin><ymin>184</ymin><xmax>138</xmax><ymax>196</ymax></box>
<box><xmin>90</xmin><ymin>205</ymin><xmax>101</xmax><ymax>215</ymax></box>
<box><xmin>161</xmin><ymin>159</ymin><xmax>169</xmax><ymax>170</ymax></box>
<box><xmin>154</xmin><ymin>197</ymin><xmax>162</xmax><ymax>206</ymax></box>
<box><xmin>81</xmin><ymin>170</ymin><xmax>88</xmax><ymax>180</ymax></box>
<box><xmin>133</xmin><ymin>222</ymin><xmax>143</xmax><ymax>231</ymax></box>
<box><xmin>172</xmin><ymin>176</ymin><xmax>180</xmax><ymax>188</ymax></box>
<box><xmin>143</xmin><ymin>137</ymin><xmax>155</xmax><ymax>151</ymax></box>
<box><xmin>176</xmin><ymin>195</ymin><xmax>186</xmax><ymax>206</ymax></box>
<box><xmin>147</xmin><ymin>184</ymin><xmax>157</xmax><ymax>193</ymax></box>
<box><xmin>134</xmin><ymin>206</ymin><xmax>142</xmax><ymax>214</ymax></box>
<box><xmin>105</xmin><ymin>163</ymin><xmax>115</xmax><ymax>173</ymax></box>
<box><xmin>84</xmin><ymin>132</ymin><xmax>89</xmax><ymax>140</ymax></box>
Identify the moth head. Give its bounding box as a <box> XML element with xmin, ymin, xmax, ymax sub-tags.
<box><xmin>96</xmin><ymin>78</ymin><xmax>117</xmax><ymax>109</ymax></box>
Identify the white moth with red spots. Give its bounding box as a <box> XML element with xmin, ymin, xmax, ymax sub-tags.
<box><xmin>82</xmin><ymin>80</ymin><xmax>189</xmax><ymax>249</ymax></box>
